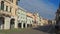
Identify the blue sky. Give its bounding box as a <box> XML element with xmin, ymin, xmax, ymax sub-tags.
<box><xmin>18</xmin><ymin>0</ymin><xmax>59</xmax><ymax>20</ymax></box>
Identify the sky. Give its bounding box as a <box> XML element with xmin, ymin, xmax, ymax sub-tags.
<box><xmin>18</xmin><ymin>0</ymin><xmax>59</xmax><ymax>20</ymax></box>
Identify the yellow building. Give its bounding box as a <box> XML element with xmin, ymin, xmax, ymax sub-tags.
<box><xmin>40</xmin><ymin>17</ymin><xmax>48</xmax><ymax>26</ymax></box>
<box><xmin>0</xmin><ymin>0</ymin><xmax>19</xmax><ymax>30</ymax></box>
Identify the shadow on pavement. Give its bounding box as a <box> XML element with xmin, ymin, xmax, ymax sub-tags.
<box><xmin>33</xmin><ymin>24</ymin><xmax>56</xmax><ymax>34</ymax></box>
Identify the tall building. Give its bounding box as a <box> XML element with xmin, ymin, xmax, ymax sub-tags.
<box><xmin>0</xmin><ymin>0</ymin><xmax>19</xmax><ymax>29</ymax></box>
<box><xmin>55</xmin><ymin>3</ymin><xmax>60</xmax><ymax>34</ymax></box>
<box><xmin>56</xmin><ymin>3</ymin><xmax>60</xmax><ymax>25</ymax></box>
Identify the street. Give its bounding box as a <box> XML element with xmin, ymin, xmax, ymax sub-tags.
<box><xmin>9</xmin><ymin>25</ymin><xmax>55</xmax><ymax>34</ymax></box>
<box><xmin>10</xmin><ymin>28</ymin><xmax>50</xmax><ymax>34</ymax></box>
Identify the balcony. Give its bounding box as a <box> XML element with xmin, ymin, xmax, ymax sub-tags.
<box><xmin>0</xmin><ymin>10</ymin><xmax>11</xmax><ymax>17</ymax></box>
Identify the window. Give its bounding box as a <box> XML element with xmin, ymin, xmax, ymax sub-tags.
<box><xmin>40</xmin><ymin>20</ymin><xmax>41</xmax><ymax>21</ymax></box>
<box><xmin>32</xmin><ymin>20</ymin><xmax>33</xmax><ymax>22</ymax></box>
<box><xmin>9</xmin><ymin>0</ymin><xmax>13</xmax><ymax>3</ymax></box>
<box><xmin>18</xmin><ymin>12</ymin><xmax>20</xmax><ymax>14</ymax></box>
<box><xmin>21</xmin><ymin>17</ymin><xmax>22</xmax><ymax>19</ymax></box>
<box><xmin>6</xmin><ymin>6</ymin><xmax>8</xmax><ymax>11</ymax></box>
<box><xmin>15</xmin><ymin>9</ymin><xmax>17</xmax><ymax>15</ymax></box>
<box><xmin>16</xmin><ymin>1</ymin><xmax>18</xmax><ymax>5</ymax></box>
<box><xmin>11</xmin><ymin>0</ymin><xmax>13</xmax><ymax>3</ymax></box>
<box><xmin>1</xmin><ymin>1</ymin><xmax>4</xmax><ymax>10</ymax></box>
<box><xmin>10</xmin><ymin>7</ymin><xmax>12</xmax><ymax>12</ymax></box>
<box><xmin>9</xmin><ymin>0</ymin><xmax>11</xmax><ymax>1</ymax></box>
<box><xmin>18</xmin><ymin>16</ymin><xmax>19</xmax><ymax>18</ymax></box>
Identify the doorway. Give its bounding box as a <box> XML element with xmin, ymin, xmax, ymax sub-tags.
<box><xmin>0</xmin><ymin>17</ymin><xmax>4</xmax><ymax>29</ymax></box>
<box><xmin>18</xmin><ymin>23</ymin><xmax>21</xmax><ymax>28</ymax></box>
<box><xmin>10</xmin><ymin>18</ymin><xmax>15</xmax><ymax>29</ymax></box>
<box><xmin>23</xmin><ymin>23</ymin><xmax>25</xmax><ymax>28</ymax></box>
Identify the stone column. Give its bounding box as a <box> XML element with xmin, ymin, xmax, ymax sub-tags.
<box><xmin>14</xmin><ymin>17</ymin><xmax>18</xmax><ymax>28</ymax></box>
<box><xmin>21</xmin><ymin>23</ymin><xmax>23</xmax><ymax>28</ymax></box>
<box><xmin>15</xmin><ymin>21</ymin><xmax>18</xmax><ymax>28</ymax></box>
<box><xmin>1</xmin><ymin>24</ymin><xmax>4</xmax><ymax>30</ymax></box>
<box><xmin>25</xmin><ymin>23</ymin><xmax>27</xmax><ymax>28</ymax></box>
<box><xmin>4</xmin><ymin>17</ymin><xmax>10</xmax><ymax>29</ymax></box>
<box><xmin>0</xmin><ymin>20</ymin><xmax>3</xmax><ymax>30</ymax></box>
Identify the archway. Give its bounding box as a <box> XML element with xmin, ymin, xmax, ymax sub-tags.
<box><xmin>0</xmin><ymin>17</ymin><xmax>4</xmax><ymax>29</ymax></box>
<box><xmin>10</xmin><ymin>18</ymin><xmax>15</xmax><ymax>29</ymax></box>
<box><xmin>18</xmin><ymin>23</ymin><xmax>21</xmax><ymax>28</ymax></box>
<box><xmin>27</xmin><ymin>24</ymin><xmax>29</xmax><ymax>27</ymax></box>
<box><xmin>23</xmin><ymin>23</ymin><xmax>25</xmax><ymax>28</ymax></box>
<box><xmin>30</xmin><ymin>24</ymin><xmax>32</xmax><ymax>27</ymax></box>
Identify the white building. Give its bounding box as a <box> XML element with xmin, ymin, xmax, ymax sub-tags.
<box><xmin>17</xmin><ymin>7</ymin><xmax>27</xmax><ymax>28</ymax></box>
<box><xmin>26</xmin><ymin>12</ymin><xmax>34</xmax><ymax>27</ymax></box>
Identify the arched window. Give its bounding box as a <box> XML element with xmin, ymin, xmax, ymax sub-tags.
<box><xmin>1</xmin><ymin>1</ymin><xmax>4</xmax><ymax>10</ymax></box>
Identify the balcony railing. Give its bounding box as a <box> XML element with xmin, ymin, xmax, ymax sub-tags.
<box><xmin>0</xmin><ymin>10</ymin><xmax>11</xmax><ymax>17</ymax></box>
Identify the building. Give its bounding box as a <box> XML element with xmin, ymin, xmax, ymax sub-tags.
<box><xmin>39</xmin><ymin>17</ymin><xmax>44</xmax><ymax>26</ymax></box>
<box><xmin>48</xmin><ymin>20</ymin><xmax>52</xmax><ymax>25</ymax></box>
<box><xmin>26</xmin><ymin>12</ymin><xmax>34</xmax><ymax>27</ymax></box>
<box><xmin>17</xmin><ymin>7</ymin><xmax>27</xmax><ymax>28</ymax></box>
<box><xmin>0</xmin><ymin>0</ymin><xmax>19</xmax><ymax>30</ymax></box>
<box><xmin>40</xmin><ymin>17</ymin><xmax>48</xmax><ymax>26</ymax></box>
<box><xmin>32</xmin><ymin>12</ymin><xmax>41</xmax><ymax>27</ymax></box>
<box><xmin>51</xmin><ymin>20</ymin><xmax>56</xmax><ymax>25</ymax></box>
<box><xmin>55</xmin><ymin>3</ymin><xmax>60</xmax><ymax>34</ymax></box>
<box><xmin>34</xmin><ymin>12</ymin><xmax>40</xmax><ymax>25</ymax></box>
<box><xmin>55</xmin><ymin>3</ymin><xmax>60</xmax><ymax>26</ymax></box>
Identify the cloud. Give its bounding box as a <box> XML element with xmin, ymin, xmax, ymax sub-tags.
<box><xmin>18</xmin><ymin>0</ymin><xmax>59</xmax><ymax>20</ymax></box>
